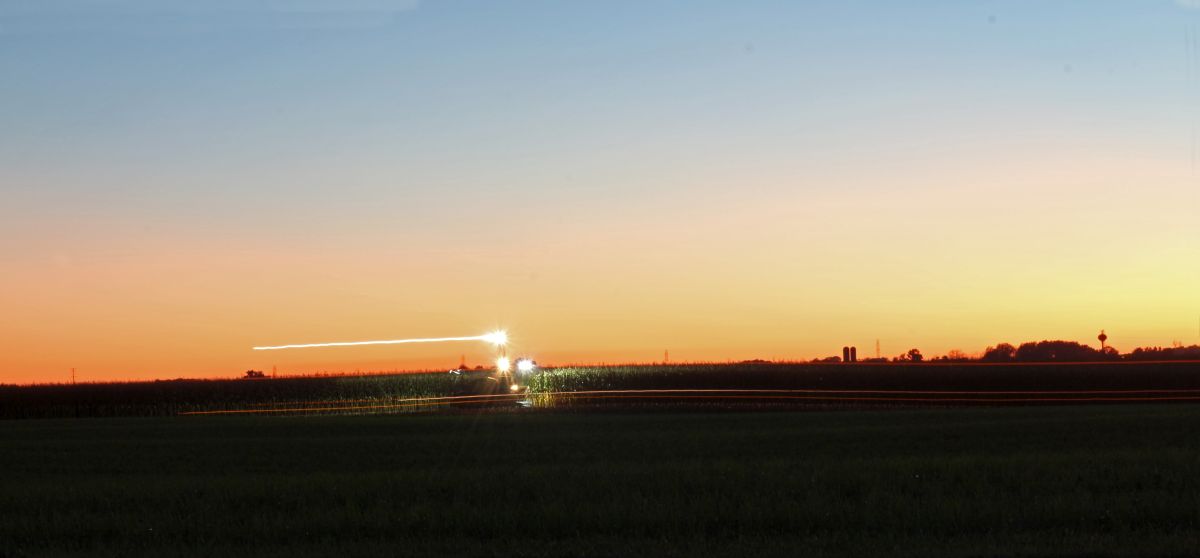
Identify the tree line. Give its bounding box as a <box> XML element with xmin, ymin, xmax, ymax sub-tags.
<box><xmin>963</xmin><ymin>341</ymin><xmax>1199</xmax><ymax>363</ymax></box>
<box><xmin>815</xmin><ymin>341</ymin><xmax>1200</xmax><ymax>363</ymax></box>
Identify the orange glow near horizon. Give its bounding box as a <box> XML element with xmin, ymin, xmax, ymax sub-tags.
<box><xmin>4</xmin><ymin>154</ymin><xmax>1200</xmax><ymax>385</ymax></box>
<box><xmin>4</xmin><ymin>170</ymin><xmax>1198</xmax><ymax>388</ymax></box>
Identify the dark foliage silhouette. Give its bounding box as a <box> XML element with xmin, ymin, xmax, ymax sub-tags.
<box><xmin>982</xmin><ymin>343</ymin><xmax>1017</xmax><ymax>362</ymax></box>
<box><xmin>1127</xmin><ymin>345</ymin><xmax>1200</xmax><ymax>361</ymax></box>
<box><xmin>1013</xmin><ymin>340</ymin><xmax>1118</xmax><ymax>362</ymax></box>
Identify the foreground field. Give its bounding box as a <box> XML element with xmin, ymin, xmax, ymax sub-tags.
<box><xmin>3</xmin><ymin>405</ymin><xmax>1199</xmax><ymax>557</ymax></box>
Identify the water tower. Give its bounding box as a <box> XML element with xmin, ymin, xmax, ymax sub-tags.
<box><xmin>1098</xmin><ymin>330</ymin><xmax>1108</xmax><ymax>350</ymax></box>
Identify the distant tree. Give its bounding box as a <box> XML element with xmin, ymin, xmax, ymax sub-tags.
<box><xmin>1014</xmin><ymin>340</ymin><xmax>1102</xmax><ymax>362</ymax></box>
<box><xmin>243</xmin><ymin>370</ymin><xmax>266</xmax><ymax>379</ymax></box>
<box><xmin>893</xmin><ymin>349</ymin><xmax>923</xmax><ymax>362</ymax></box>
<box><xmin>981</xmin><ymin>343</ymin><xmax>1017</xmax><ymax>362</ymax></box>
<box><xmin>1127</xmin><ymin>345</ymin><xmax>1200</xmax><ymax>361</ymax></box>
<box><xmin>939</xmin><ymin>349</ymin><xmax>971</xmax><ymax>362</ymax></box>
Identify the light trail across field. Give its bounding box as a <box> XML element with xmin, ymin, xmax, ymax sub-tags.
<box><xmin>252</xmin><ymin>330</ymin><xmax>507</xmax><ymax>351</ymax></box>
<box><xmin>179</xmin><ymin>388</ymin><xmax>1200</xmax><ymax>416</ymax></box>
<box><xmin>237</xmin><ymin>388</ymin><xmax>1200</xmax><ymax>408</ymax></box>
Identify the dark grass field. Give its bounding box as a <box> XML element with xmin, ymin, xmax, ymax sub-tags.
<box><xmin>3</xmin><ymin>404</ymin><xmax>1199</xmax><ymax>557</ymax></box>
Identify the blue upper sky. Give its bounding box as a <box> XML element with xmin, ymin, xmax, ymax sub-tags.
<box><xmin>4</xmin><ymin>1</ymin><xmax>1197</xmax><ymax>213</ymax></box>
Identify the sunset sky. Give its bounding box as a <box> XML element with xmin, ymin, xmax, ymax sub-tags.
<box><xmin>3</xmin><ymin>0</ymin><xmax>1199</xmax><ymax>383</ymax></box>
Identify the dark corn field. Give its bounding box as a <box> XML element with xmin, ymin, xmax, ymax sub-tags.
<box><xmin>4</xmin><ymin>361</ymin><xmax>1200</xmax><ymax>418</ymax></box>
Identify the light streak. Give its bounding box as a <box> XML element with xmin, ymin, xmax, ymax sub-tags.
<box><xmin>482</xmin><ymin>330</ymin><xmax>508</xmax><ymax>346</ymax></box>
<box><xmin>253</xmin><ymin>330</ymin><xmax>507</xmax><ymax>351</ymax></box>
<box><xmin>239</xmin><ymin>388</ymin><xmax>1200</xmax><ymax>408</ymax></box>
<box><xmin>180</xmin><ymin>388</ymin><xmax>1200</xmax><ymax>416</ymax></box>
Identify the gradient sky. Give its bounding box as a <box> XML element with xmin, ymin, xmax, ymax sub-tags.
<box><xmin>3</xmin><ymin>0</ymin><xmax>1199</xmax><ymax>383</ymax></box>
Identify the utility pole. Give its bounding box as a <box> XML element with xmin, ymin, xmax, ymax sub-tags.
<box><xmin>71</xmin><ymin>368</ymin><xmax>75</xmax><ymax>384</ymax></box>
<box><xmin>876</xmin><ymin>339</ymin><xmax>881</xmax><ymax>359</ymax></box>
<box><xmin>664</xmin><ymin>349</ymin><xmax>669</xmax><ymax>364</ymax></box>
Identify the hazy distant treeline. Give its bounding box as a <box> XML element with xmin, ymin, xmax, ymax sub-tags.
<box><xmin>873</xmin><ymin>342</ymin><xmax>1200</xmax><ymax>364</ymax></box>
<box><xmin>974</xmin><ymin>341</ymin><xmax>1200</xmax><ymax>363</ymax></box>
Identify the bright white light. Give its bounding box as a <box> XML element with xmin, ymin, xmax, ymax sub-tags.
<box><xmin>253</xmin><ymin>332</ymin><xmax>505</xmax><ymax>351</ymax></box>
<box><xmin>509</xmin><ymin>383</ymin><xmax>520</xmax><ymax>392</ymax></box>
<box><xmin>516</xmin><ymin>358</ymin><xmax>535</xmax><ymax>373</ymax></box>
<box><xmin>482</xmin><ymin>330</ymin><xmax>508</xmax><ymax>346</ymax></box>
<box><xmin>495</xmin><ymin>356</ymin><xmax>511</xmax><ymax>373</ymax></box>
